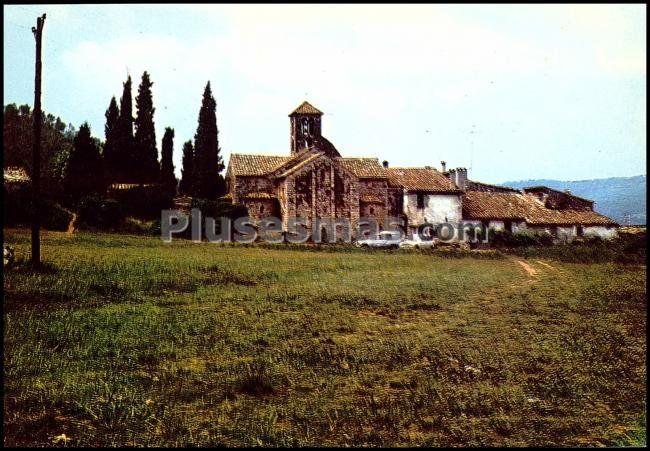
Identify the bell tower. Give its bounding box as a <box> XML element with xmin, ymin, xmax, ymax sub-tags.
<box><xmin>289</xmin><ymin>101</ymin><xmax>323</xmax><ymax>155</ymax></box>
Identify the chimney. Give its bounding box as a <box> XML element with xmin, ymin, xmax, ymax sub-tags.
<box><xmin>456</xmin><ymin>167</ymin><xmax>468</xmax><ymax>190</ymax></box>
<box><xmin>441</xmin><ymin>161</ymin><xmax>446</xmax><ymax>172</ymax></box>
<box><xmin>448</xmin><ymin>168</ymin><xmax>457</xmax><ymax>185</ymax></box>
<box><xmin>382</xmin><ymin>160</ymin><xmax>389</xmax><ymax>169</ymax></box>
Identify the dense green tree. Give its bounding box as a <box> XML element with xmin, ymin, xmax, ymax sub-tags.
<box><xmin>115</xmin><ymin>75</ymin><xmax>134</xmax><ymax>182</ymax></box>
<box><xmin>191</xmin><ymin>81</ymin><xmax>225</xmax><ymax>198</ymax></box>
<box><xmin>63</xmin><ymin>122</ymin><xmax>105</xmax><ymax>204</ymax></box>
<box><xmin>103</xmin><ymin>96</ymin><xmax>120</xmax><ymax>181</ymax></box>
<box><xmin>3</xmin><ymin>103</ymin><xmax>76</xmax><ymax>200</ymax></box>
<box><xmin>160</xmin><ymin>127</ymin><xmax>177</xmax><ymax>196</ymax></box>
<box><xmin>179</xmin><ymin>140</ymin><xmax>194</xmax><ymax>196</ymax></box>
<box><xmin>134</xmin><ymin>71</ymin><xmax>159</xmax><ymax>183</ymax></box>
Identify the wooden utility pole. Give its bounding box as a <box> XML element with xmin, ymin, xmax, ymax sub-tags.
<box><xmin>31</xmin><ymin>14</ymin><xmax>46</xmax><ymax>266</ymax></box>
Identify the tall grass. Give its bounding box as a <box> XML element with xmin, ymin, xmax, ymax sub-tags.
<box><xmin>3</xmin><ymin>228</ymin><xmax>646</xmax><ymax>447</ymax></box>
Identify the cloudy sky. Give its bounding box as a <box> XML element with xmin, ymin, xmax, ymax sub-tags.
<box><xmin>3</xmin><ymin>4</ymin><xmax>646</xmax><ymax>183</ymax></box>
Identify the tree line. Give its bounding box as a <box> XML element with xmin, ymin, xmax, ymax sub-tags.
<box><xmin>4</xmin><ymin>71</ymin><xmax>227</xmax><ymax>207</ymax></box>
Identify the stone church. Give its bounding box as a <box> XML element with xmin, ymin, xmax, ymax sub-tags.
<box><xmin>225</xmin><ymin>101</ymin><xmax>462</xmax><ymax>238</ymax></box>
<box><xmin>225</xmin><ymin>101</ymin><xmax>617</xmax><ymax>241</ymax></box>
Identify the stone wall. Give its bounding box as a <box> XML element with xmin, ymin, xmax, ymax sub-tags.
<box><xmin>281</xmin><ymin>159</ymin><xmax>360</xmax><ymax>239</ymax></box>
<box><xmin>244</xmin><ymin>199</ymin><xmax>281</xmax><ymax>221</ymax></box>
<box><xmin>233</xmin><ymin>176</ymin><xmax>275</xmax><ymax>203</ymax></box>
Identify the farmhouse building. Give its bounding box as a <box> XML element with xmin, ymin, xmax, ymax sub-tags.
<box><xmin>462</xmin><ymin>191</ymin><xmax>618</xmax><ymax>240</ymax></box>
<box><xmin>224</xmin><ymin>101</ymin><xmax>617</xmax><ymax>241</ymax></box>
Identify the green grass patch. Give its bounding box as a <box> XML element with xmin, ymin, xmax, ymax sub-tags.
<box><xmin>3</xmin><ymin>228</ymin><xmax>646</xmax><ymax>446</ymax></box>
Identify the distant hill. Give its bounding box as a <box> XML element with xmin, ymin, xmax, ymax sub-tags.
<box><xmin>501</xmin><ymin>175</ymin><xmax>646</xmax><ymax>225</ymax></box>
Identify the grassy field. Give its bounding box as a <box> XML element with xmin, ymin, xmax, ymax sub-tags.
<box><xmin>3</xmin><ymin>228</ymin><xmax>646</xmax><ymax>447</ymax></box>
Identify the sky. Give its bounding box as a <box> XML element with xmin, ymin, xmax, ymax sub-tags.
<box><xmin>3</xmin><ymin>4</ymin><xmax>646</xmax><ymax>183</ymax></box>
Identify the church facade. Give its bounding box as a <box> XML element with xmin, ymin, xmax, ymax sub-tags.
<box><xmin>225</xmin><ymin>101</ymin><xmax>463</xmax><ymax>238</ymax></box>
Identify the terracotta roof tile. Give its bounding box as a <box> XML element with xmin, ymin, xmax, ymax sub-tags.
<box><xmin>228</xmin><ymin>153</ymin><xmax>387</xmax><ymax>179</ymax></box>
<box><xmin>337</xmin><ymin>158</ymin><xmax>387</xmax><ymax>178</ymax></box>
<box><xmin>463</xmin><ymin>191</ymin><xmax>617</xmax><ymax>226</ymax></box>
<box><xmin>522</xmin><ymin>186</ymin><xmax>594</xmax><ymax>204</ymax></box>
<box><xmin>386</xmin><ymin>167</ymin><xmax>461</xmax><ymax>192</ymax></box>
<box><xmin>289</xmin><ymin>101</ymin><xmax>323</xmax><ymax>116</ymax></box>
<box><xmin>466</xmin><ymin>180</ymin><xmax>519</xmax><ymax>193</ymax></box>
<box><xmin>360</xmin><ymin>194</ymin><xmax>385</xmax><ymax>203</ymax></box>
<box><xmin>241</xmin><ymin>192</ymin><xmax>277</xmax><ymax>199</ymax></box>
<box><xmin>277</xmin><ymin>152</ymin><xmax>324</xmax><ymax>178</ymax></box>
<box><xmin>227</xmin><ymin>154</ymin><xmax>292</xmax><ymax>176</ymax></box>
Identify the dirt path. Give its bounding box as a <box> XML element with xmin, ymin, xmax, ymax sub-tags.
<box><xmin>66</xmin><ymin>212</ymin><xmax>78</xmax><ymax>235</ymax></box>
<box><xmin>515</xmin><ymin>259</ymin><xmax>538</xmax><ymax>277</ymax></box>
<box><xmin>537</xmin><ymin>260</ymin><xmax>558</xmax><ymax>271</ymax></box>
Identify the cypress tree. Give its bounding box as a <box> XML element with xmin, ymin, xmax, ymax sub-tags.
<box><xmin>64</xmin><ymin>122</ymin><xmax>104</xmax><ymax>203</ymax></box>
<box><xmin>192</xmin><ymin>81</ymin><xmax>225</xmax><ymax>198</ymax></box>
<box><xmin>179</xmin><ymin>140</ymin><xmax>194</xmax><ymax>196</ymax></box>
<box><xmin>134</xmin><ymin>71</ymin><xmax>159</xmax><ymax>183</ymax></box>
<box><xmin>115</xmin><ymin>75</ymin><xmax>134</xmax><ymax>182</ymax></box>
<box><xmin>160</xmin><ymin>127</ymin><xmax>177</xmax><ymax>196</ymax></box>
<box><xmin>103</xmin><ymin>96</ymin><xmax>119</xmax><ymax>182</ymax></box>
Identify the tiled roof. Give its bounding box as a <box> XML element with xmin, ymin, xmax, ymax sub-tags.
<box><xmin>4</xmin><ymin>166</ymin><xmax>30</xmax><ymax>183</ymax></box>
<box><xmin>530</xmin><ymin>209</ymin><xmax>618</xmax><ymax>226</ymax></box>
<box><xmin>227</xmin><ymin>154</ymin><xmax>292</xmax><ymax>176</ymax></box>
<box><xmin>466</xmin><ymin>180</ymin><xmax>519</xmax><ymax>193</ymax></box>
<box><xmin>386</xmin><ymin>167</ymin><xmax>461</xmax><ymax>193</ymax></box>
<box><xmin>289</xmin><ymin>101</ymin><xmax>323</xmax><ymax>116</ymax></box>
<box><xmin>272</xmin><ymin>147</ymin><xmax>320</xmax><ymax>173</ymax></box>
<box><xmin>337</xmin><ymin>158</ymin><xmax>387</xmax><ymax>178</ymax></box>
<box><xmin>463</xmin><ymin>191</ymin><xmax>617</xmax><ymax>226</ymax></box>
<box><xmin>277</xmin><ymin>152</ymin><xmax>324</xmax><ymax>178</ymax></box>
<box><xmin>241</xmin><ymin>192</ymin><xmax>277</xmax><ymax>199</ymax></box>
<box><xmin>360</xmin><ymin>194</ymin><xmax>385</xmax><ymax>203</ymax></box>
<box><xmin>228</xmin><ymin>153</ymin><xmax>387</xmax><ymax>179</ymax></box>
<box><xmin>522</xmin><ymin>186</ymin><xmax>594</xmax><ymax>204</ymax></box>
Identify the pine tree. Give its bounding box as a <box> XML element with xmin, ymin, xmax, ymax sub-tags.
<box><xmin>160</xmin><ymin>127</ymin><xmax>177</xmax><ymax>196</ymax></box>
<box><xmin>192</xmin><ymin>81</ymin><xmax>225</xmax><ymax>198</ymax></box>
<box><xmin>115</xmin><ymin>75</ymin><xmax>134</xmax><ymax>182</ymax></box>
<box><xmin>103</xmin><ymin>96</ymin><xmax>119</xmax><ymax>182</ymax></box>
<box><xmin>179</xmin><ymin>140</ymin><xmax>194</xmax><ymax>196</ymax></box>
<box><xmin>64</xmin><ymin>122</ymin><xmax>105</xmax><ymax>203</ymax></box>
<box><xmin>134</xmin><ymin>71</ymin><xmax>159</xmax><ymax>183</ymax></box>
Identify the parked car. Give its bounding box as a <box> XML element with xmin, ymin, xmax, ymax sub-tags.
<box><xmin>356</xmin><ymin>230</ymin><xmax>403</xmax><ymax>248</ymax></box>
<box><xmin>399</xmin><ymin>234</ymin><xmax>437</xmax><ymax>249</ymax></box>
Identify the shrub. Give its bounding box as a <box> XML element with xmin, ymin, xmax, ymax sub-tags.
<box><xmin>112</xmin><ymin>217</ymin><xmax>161</xmax><ymax>236</ymax></box>
<box><xmin>489</xmin><ymin>228</ymin><xmax>553</xmax><ymax>248</ymax></box>
<box><xmin>537</xmin><ymin>232</ymin><xmax>554</xmax><ymax>246</ymax></box>
<box><xmin>77</xmin><ymin>195</ymin><xmax>125</xmax><ymax>230</ymax></box>
<box><xmin>190</xmin><ymin>198</ymin><xmax>248</xmax><ymax>221</ymax></box>
<box><xmin>182</xmin><ymin>198</ymin><xmax>249</xmax><ymax>240</ymax></box>
<box><xmin>42</xmin><ymin>200</ymin><xmax>73</xmax><ymax>231</ymax></box>
<box><xmin>4</xmin><ymin>185</ymin><xmax>31</xmax><ymax>225</ymax></box>
<box><xmin>4</xmin><ymin>185</ymin><xmax>71</xmax><ymax>231</ymax></box>
<box><xmin>114</xmin><ymin>185</ymin><xmax>174</xmax><ymax>220</ymax></box>
<box><xmin>512</xmin><ymin>231</ymin><xmax>646</xmax><ymax>264</ymax></box>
